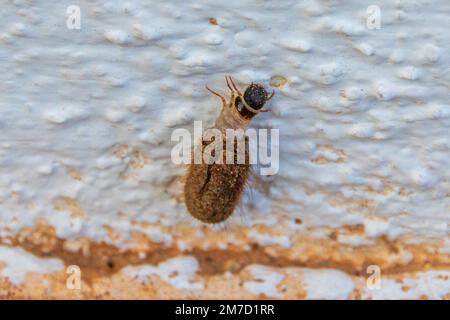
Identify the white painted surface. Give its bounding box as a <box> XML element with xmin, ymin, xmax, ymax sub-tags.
<box><xmin>0</xmin><ymin>0</ymin><xmax>449</xmax><ymax>297</ymax></box>
<box><xmin>243</xmin><ymin>265</ymin><xmax>285</xmax><ymax>298</ymax></box>
<box><xmin>0</xmin><ymin>246</ymin><xmax>64</xmax><ymax>285</ymax></box>
<box><xmin>300</xmin><ymin>269</ymin><xmax>355</xmax><ymax>300</ymax></box>
<box><xmin>124</xmin><ymin>255</ymin><xmax>204</xmax><ymax>290</ymax></box>
<box><xmin>1</xmin><ymin>0</ymin><xmax>448</xmax><ymax>240</ymax></box>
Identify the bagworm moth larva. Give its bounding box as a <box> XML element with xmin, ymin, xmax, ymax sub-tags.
<box><xmin>184</xmin><ymin>76</ymin><xmax>274</xmax><ymax>223</ymax></box>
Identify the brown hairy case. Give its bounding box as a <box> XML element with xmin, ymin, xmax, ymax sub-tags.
<box><xmin>184</xmin><ymin>137</ymin><xmax>250</xmax><ymax>223</ymax></box>
<box><xmin>184</xmin><ymin>76</ymin><xmax>271</xmax><ymax>224</ymax></box>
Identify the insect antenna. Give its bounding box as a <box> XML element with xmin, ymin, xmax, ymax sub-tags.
<box><xmin>225</xmin><ymin>75</ymin><xmax>242</xmax><ymax>95</ymax></box>
<box><xmin>205</xmin><ymin>86</ymin><xmax>226</xmax><ymax>106</ymax></box>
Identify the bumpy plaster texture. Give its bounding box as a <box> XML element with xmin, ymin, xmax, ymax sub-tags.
<box><xmin>0</xmin><ymin>0</ymin><xmax>449</xmax><ymax>299</ymax></box>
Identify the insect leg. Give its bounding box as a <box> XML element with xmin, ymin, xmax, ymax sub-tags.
<box><xmin>266</xmin><ymin>89</ymin><xmax>275</xmax><ymax>101</ymax></box>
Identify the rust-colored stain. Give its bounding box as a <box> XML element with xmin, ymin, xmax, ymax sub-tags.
<box><xmin>1</xmin><ymin>223</ymin><xmax>450</xmax><ymax>280</ymax></box>
<box><xmin>53</xmin><ymin>197</ymin><xmax>87</xmax><ymax>220</ymax></box>
<box><xmin>208</xmin><ymin>18</ymin><xmax>218</xmax><ymax>26</ymax></box>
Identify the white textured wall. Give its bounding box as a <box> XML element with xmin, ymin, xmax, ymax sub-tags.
<box><xmin>0</xmin><ymin>0</ymin><xmax>449</xmax><ymax>299</ymax></box>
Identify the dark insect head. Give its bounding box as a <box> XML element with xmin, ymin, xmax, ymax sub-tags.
<box><xmin>235</xmin><ymin>83</ymin><xmax>274</xmax><ymax>119</ymax></box>
<box><xmin>244</xmin><ymin>83</ymin><xmax>268</xmax><ymax>111</ymax></box>
<box><xmin>207</xmin><ymin>76</ymin><xmax>274</xmax><ymax>119</ymax></box>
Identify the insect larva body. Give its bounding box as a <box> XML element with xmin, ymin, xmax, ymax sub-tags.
<box><xmin>184</xmin><ymin>76</ymin><xmax>274</xmax><ymax>224</ymax></box>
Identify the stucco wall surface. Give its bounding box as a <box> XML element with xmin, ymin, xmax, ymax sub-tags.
<box><xmin>0</xmin><ymin>0</ymin><xmax>449</xmax><ymax>299</ymax></box>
